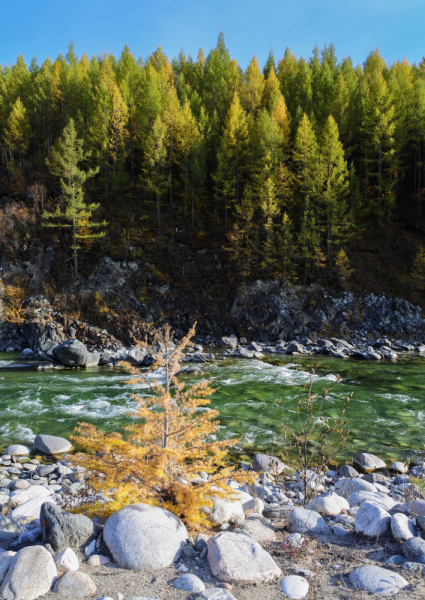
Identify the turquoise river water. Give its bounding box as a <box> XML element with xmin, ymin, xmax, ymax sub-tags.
<box><xmin>1</xmin><ymin>351</ymin><xmax>425</xmax><ymax>463</ymax></box>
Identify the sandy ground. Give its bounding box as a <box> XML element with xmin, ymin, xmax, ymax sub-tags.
<box><xmin>35</xmin><ymin>519</ymin><xmax>425</xmax><ymax>600</ymax></box>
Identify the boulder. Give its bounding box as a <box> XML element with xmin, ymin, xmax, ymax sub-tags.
<box><xmin>207</xmin><ymin>531</ymin><xmax>281</xmax><ymax>584</ymax></box>
<box><xmin>34</xmin><ymin>434</ymin><xmax>72</xmax><ymax>454</ymax></box>
<box><xmin>221</xmin><ymin>336</ymin><xmax>238</xmax><ymax>348</ymax></box>
<box><xmin>10</xmin><ymin>485</ymin><xmax>51</xmax><ymax>507</ymax></box>
<box><xmin>0</xmin><ymin>546</ymin><xmax>56</xmax><ymax>600</ymax></box>
<box><xmin>173</xmin><ymin>573</ymin><xmax>205</xmax><ymax>593</ymax></box>
<box><xmin>242</xmin><ymin>497</ymin><xmax>264</xmax><ymax>514</ymax></box>
<box><xmin>252</xmin><ymin>453</ymin><xmax>286</xmax><ymax>475</ymax></box>
<box><xmin>0</xmin><ymin>552</ymin><xmax>15</xmax><ymax>585</ymax></box>
<box><xmin>41</xmin><ymin>503</ymin><xmax>94</xmax><ymax>552</ymax></box>
<box><xmin>307</xmin><ymin>493</ymin><xmax>349</xmax><ymax>516</ymax></box>
<box><xmin>280</xmin><ymin>575</ymin><xmax>309</xmax><ymax>599</ymax></box>
<box><xmin>234</xmin><ymin>519</ymin><xmax>277</xmax><ymax>543</ymax></box>
<box><xmin>287</xmin><ymin>508</ymin><xmax>331</xmax><ymax>536</ymax></box>
<box><xmin>53</xmin><ymin>571</ymin><xmax>96</xmax><ymax>597</ymax></box>
<box><xmin>210</xmin><ymin>498</ymin><xmax>245</xmax><ymax>525</ymax></box>
<box><xmin>390</xmin><ymin>461</ymin><xmax>408</xmax><ymax>474</ymax></box>
<box><xmin>263</xmin><ymin>505</ymin><xmax>295</xmax><ymax>520</ymax></box>
<box><xmin>87</xmin><ymin>554</ymin><xmax>110</xmax><ymax>567</ymax></box>
<box><xmin>410</xmin><ymin>500</ymin><xmax>425</xmax><ymax>517</ymax></box>
<box><xmin>85</xmin><ymin>351</ymin><xmax>100</xmax><ymax>367</ymax></box>
<box><xmin>5</xmin><ymin>445</ymin><xmax>29</xmax><ymax>456</ymax></box>
<box><xmin>402</xmin><ymin>537</ymin><xmax>425</xmax><ymax>564</ymax></box>
<box><xmin>349</xmin><ymin>565</ymin><xmax>408</xmax><ymax>596</ymax></box>
<box><xmin>391</xmin><ymin>513</ymin><xmax>414</xmax><ymax>542</ymax></box>
<box><xmin>349</xmin><ymin>491</ymin><xmax>395</xmax><ymax>511</ymax></box>
<box><xmin>10</xmin><ymin>496</ymin><xmax>55</xmax><ymax>520</ymax></box>
<box><xmin>355</xmin><ymin>502</ymin><xmax>391</xmax><ymax>537</ymax></box>
<box><xmin>53</xmin><ymin>339</ymin><xmax>88</xmax><ymax>367</ymax></box>
<box><xmin>103</xmin><ymin>504</ymin><xmax>187</xmax><ymax>571</ymax></box>
<box><xmin>54</xmin><ymin>548</ymin><xmax>79</xmax><ymax>572</ymax></box>
<box><xmin>353</xmin><ymin>453</ymin><xmax>386</xmax><ymax>472</ymax></box>
<box><xmin>200</xmin><ymin>589</ymin><xmax>237</xmax><ymax>600</ymax></box>
<box><xmin>126</xmin><ymin>348</ymin><xmax>147</xmax><ymax>365</ymax></box>
<box><xmin>337</xmin><ymin>465</ymin><xmax>359</xmax><ymax>478</ymax></box>
<box><xmin>0</xmin><ymin>516</ymin><xmax>26</xmax><ymax>542</ymax></box>
<box><xmin>334</xmin><ymin>477</ymin><xmax>376</xmax><ymax>497</ymax></box>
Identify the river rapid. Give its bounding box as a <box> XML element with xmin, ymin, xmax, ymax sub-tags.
<box><xmin>1</xmin><ymin>351</ymin><xmax>425</xmax><ymax>463</ymax></box>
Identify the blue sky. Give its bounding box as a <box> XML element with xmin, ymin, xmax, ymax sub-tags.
<box><xmin>1</xmin><ymin>0</ymin><xmax>424</xmax><ymax>70</ymax></box>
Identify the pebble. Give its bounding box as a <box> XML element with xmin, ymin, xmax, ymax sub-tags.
<box><xmin>281</xmin><ymin>575</ymin><xmax>309</xmax><ymax>599</ymax></box>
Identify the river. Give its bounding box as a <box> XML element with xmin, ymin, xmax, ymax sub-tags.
<box><xmin>1</xmin><ymin>351</ymin><xmax>425</xmax><ymax>463</ymax></box>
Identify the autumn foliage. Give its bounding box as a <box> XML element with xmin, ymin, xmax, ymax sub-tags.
<box><xmin>72</xmin><ymin>324</ymin><xmax>252</xmax><ymax>528</ymax></box>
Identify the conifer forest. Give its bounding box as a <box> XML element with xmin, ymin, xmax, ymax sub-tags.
<box><xmin>2</xmin><ymin>34</ymin><xmax>425</xmax><ymax>293</ymax></box>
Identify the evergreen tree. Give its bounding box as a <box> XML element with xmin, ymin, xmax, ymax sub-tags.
<box><xmin>43</xmin><ymin>118</ymin><xmax>105</xmax><ymax>276</ymax></box>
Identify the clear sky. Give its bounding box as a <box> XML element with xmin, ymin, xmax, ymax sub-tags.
<box><xmin>1</xmin><ymin>0</ymin><xmax>425</xmax><ymax>70</ymax></box>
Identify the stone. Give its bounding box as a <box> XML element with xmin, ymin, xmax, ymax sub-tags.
<box><xmin>391</xmin><ymin>513</ymin><xmax>415</xmax><ymax>542</ymax></box>
<box><xmin>287</xmin><ymin>508</ymin><xmax>331</xmax><ymax>536</ymax></box>
<box><xmin>410</xmin><ymin>499</ymin><xmax>425</xmax><ymax>517</ymax></box>
<box><xmin>402</xmin><ymin>537</ymin><xmax>425</xmax><ymax>564</ymax></box>
<box><xmin>208</xmin><ymin>531</ymin><xmax>281</xmax><ymax>584</ymax></box>
<box><xmin>349</xmin><ymin>565</ymin><xmax>408</xmax><ymax>596</ymax></box>
<box><xmin>210</xmin><ymin>497</ymin><xmax>245</xmax><ymax>526</ymax></box>
<box><xmin>242</xmin><ymin>497</ymin><xmax>264</xmax><ymax>514</ymax></box>
<box><xmin>200</xmin><ymin>589</ymin><xmax>237</xmax><ymax>600</ymax></box>
<box><xmin>221</xmin><ymin>336</ymin><xmax>238</xmax><ymax>348</ymax></box>
<box><xmin>330</xmin><ymin>525</ymin><xmax>350</xmax><ymax>536</ymax></box>
<box><xmin>85</xmin><ymin>351</ymin><xmax>100</xmax><ymax>367</ymax></box>
<box><xmin>334</xmin><ymin>477</ymin><xmax>377</xmax><ymax>497</ymax></box>
<box><xmin>355</xmin><ymin>502</ymin><xmax>391</xmax><ymax>537</ymax></box>
<box><xmin>337</xmin><ymin>465</ymin><xmax>359</xmax><ymax>478</ymax></box>
<box><xmin>235</xmin><ymin>519</ymin><xmax>277</xmax><ymax>543</ymax></box>
<box><xmin>390</xmin><ymin>462</ymin><xmax>408</xmax><ymax>474</ymax></box>
<box><xmin>11</xmin><ymin>496</ymin><xmax>55</xmax><ymax>520</ymax></box>
<box><xmin>286</xmin><ymin>341</ymin><xmax>304</xmax><ymax>353</ymax></box>
<box><xmin>103</xmin><ymin>504</ymin><xmax>187</xmax><ymax>571</ymax></box>
<box><xmin>41</xmin><ymin>503</ymin><xmax>94</xmax><ymax>552</ymax></box>
<box><xmin>9</xmin><ymin>527</ymin><xmax>42</xmax><ymax>551</ymax></box>
<box><xmin>0</xmin><ymin>546</ymin><xmax>56</xmax><ymax>600</ymax></box>
<box><xmin>85</xmin><ymin>539</ymin><xmax>96</xmax><ymax>557</ymax></box>
<box><xmin>307</xmin><ymin>493</ymin><xmax>349</xmax><ymax>516</ymax></box>
<box><xmin>10</xmin><ymin>485</ymin><xmax>51</xmax><ymax>507</ymax></box>
<box><xmin>285</xmin><ymin>533</ymin><xmax>305</xmax><ymax>549</ymax></box>
<box><xmin>363</xmin><ymin>473</ymin><xmax>390</xmax><ymax>484</ymax></box>
<box><xmin>349</xmin><ymin>491</ymin><xmax>395</xmax><ymax>511</ymax></box>
<box><xmin>172</xmin><ymin>573</ymin><xmax>205</xmax><ymax>592</ymax></box>
<box><xmin>34</xmin><ymin>434</ymin><xmax>72</xmax><ymax>454</ymax></box>
<box><xmin>0</xmin><ymin>493</ymin><xmax>9</xmax><ymax>509</ymax></box>
<box><xmin>37</xmin><ymin>464</ymin><xmax>56</xmax><ymax>477</ymax></box>
<box><xmin>126</xmin><ymin>348</ymin><xmax>147</xmax><ymax>365</ymax></box>
<box><xmin>0</xmin><ymin>515</ymin><xmax>26</xmax><ymax>541</ymax></box>
<box><xmin>0</xmin><ymin>552</ymin><xmax>15</xmax><ymax>585</ymax></box>
<box><xmin>263</xmin><ymin>505</ymin><xmax>298</xmax><ymax>520</ymax></box>
<box><xmin>53</xmin><ymin>570</ymin><xmax>97</xmax><ymax>597</ymax></box>
<box><xmin>353</xmin><ymin>453</ymin><xmax>386</xmax><ymax>472</ymax></box>
<box><xmin>53</xmin><ymin>339</ymin><xmax>88</xmax><ymax>367</ymax></box>
<box><xmin>10</xmin><ymin>480</ymin><xmax>30</xmax><ymax>491</ymax></box>
<box><xmin>252</xmin><ymin>453</ymin><xmax>286</xmax><ymax>475</ymax></box>
<box><xmin>5</xmin><ymin>445</ymin><xmax>30</xmax><ymax>456</ymax></box>
<box><xmin>280</xmin><ymin>575</ymin><xmax>309</xmax><ymax>599</ymax></box>
<box><xmin>54</xmin><ymin>548</ymin><xmax>79</xmax><ymax>572</ymax></box>
<box><xmin>87</xmin><ymin>554</ymin><xmax>110</xmax><ymax>567</ymax></box>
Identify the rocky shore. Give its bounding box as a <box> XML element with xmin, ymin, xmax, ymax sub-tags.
<box><xmin>1</xmin><ymin>434</ymin><xmax>425</xmax><ymax>599</ymax></box>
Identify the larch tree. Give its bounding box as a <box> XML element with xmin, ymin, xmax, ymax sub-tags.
<box><xmin>43</xmin><ymin>118</ymin><xmax>106</xmax><ymax>276</ymax></box>
<box><xmin>241</xmin><ymin>56</ymin><xmax>264</xmax><ymax>116</ymax></box>
<box><xmin>109</xmin><ymin>84</ymin><xmax>128</xmax><ymax>201</ymax></box>
<box><xmin>4</xmin><ymin>97</ymin><xmax>31</xmax><ymax>170</ymax></box>
<box><xmin>144</xmin><ymin>115</ymin><xmax>168</xmax><ymax>230</ymax></box>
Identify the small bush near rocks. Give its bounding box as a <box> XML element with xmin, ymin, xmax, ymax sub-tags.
<box><xmin>72</xmin><ymin>324</ymin><xmax>253</xmax><ymax>528</ymax></box>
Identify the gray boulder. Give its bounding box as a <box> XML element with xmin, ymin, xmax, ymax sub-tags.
<box><xmin>34</xmin><ymin>434</ymin><xmax>72</xmax><ymax>454</ymax></box>
<box><xmin>0</xmin><ymin>546</ymin><xmax>56</xmax><ymax>600</ymax></box>
<box><xmin>0</xmin><ymin>552</ymin><xmax>15</xmax><ymax>585</ymax></box>
<box><xmin>0</xmin><ymin>516</ymin><xmax>26</xmax><ymax>542</ymax></box>
<box><xmin>103</xmin><ymin>504</ymin><xmax>187</xmax><ymax>571</ymax></box>
<box><xmin>126</xmin><ymin>348</ymin><xmax>147</xmax><ymax>365</ymax></box>
<box><xmin>286</xmin><ymin>341</ymin><xmax>304</xmax><ymax>353</ymax></box>
<box><xmin>349</xmin><ymin>565</ymin><xmax>407</xmax><ymax>596</ymax></box>
<box><xmin>402</xmin><ymin>537</ymin><xmax>425</xmax><ymax>564</ymax></box>
<box><xmin>307</xmin><ymin>493</ymin><xmax>349</xmax><ymax>516</ymax></box>
<box><xmin>391</xmin><ymin>513</ymin><xmax>415</xmax><ymax>542</ymax></box>
<box><xmin>200</xmin><ymin>589</ymin><xmax>237</xmax><ymax>600</ymax></box>
<box><xmin>353</xmin><ymin>453</ymin><xmax>386</xmax><ymax>472</ymax></box>
<box><xmin>207</xmin><ymin>531</ymin><xmax>281</xmax><ymax>583</ymax></box>
<box><xmin>221</xmin><ymin>336</ymin><xmax>238</xmax><ymax>348</ymax></box>
<box><xmin>337</xmin><ymin>465</ymin><xmax>359</xmax><ymax>478</ymax></box>
<box><xmin>85</xmin><ymin>350</ymin><xmax>100</xmax><ymax>367</ymax></box>
<box><xmin>53</xmin><ymin>339</ymin><xmax>88</xmax><ymax>367</ymax></box>
<box><xmin>5</xmin><ymin>445</ymin><xmax>29</xmax><ymax>456</ymax></box>
<box><xmin>355</xmin><ymin>502</ymin><xmax>391</xmax><ymax>537</ymax></box>
<box><xmin>235</xmin><ymin>519</ymin><xmax>277</xmax><ymax>543</ymax></box>
<box><xmin>252</xmin><ymin>453</ymin><xmax>286</xmax><ymax>475</ymax></box>
<box><xmin>172</xmin><ymin>573</ymin><xmax>205</xmax><ymax>592</ymax></box>
<box><xmin>287</xmin><ymin>508</ymin><xmax>331</xmax><ymax>536</ymax></box>
<box><xmin>53</xmin><ymin>571</ymin><xmax>96</xmax><ymax>597</ymax></box>
<box><xmin>334</xmin><ymin>477</ymin><xmax>377</xmax><ymax>497</ymax></box>
<box><xmin>40</xmin><ymin>503</ymin><xmax>94</xmax><ymax>552</ymax></box>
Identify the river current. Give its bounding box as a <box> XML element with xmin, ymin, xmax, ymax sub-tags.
<box><xmin>1</xmin><ymin>351</ymin><xmax>425</xmax><ymax>463</ymax></box>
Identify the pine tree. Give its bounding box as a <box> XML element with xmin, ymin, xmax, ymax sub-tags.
<box><xmin>241</xmin><ymin>56</ymin><xmax>264</xmax><ymax>116</ymax></box>
<box><xmin>144</xmin><ymin>115</ymin><xmax>168</xmax><ymax>230</ymax></box>
<box><xmin>177</xmin><ymin>99</ymin><xmax>201</xmax><ymax>221</ymax></box>
<box><xmin>411</xmin><ymin>245</ymin><xmax>425</xmax><ymax>292</ymax></box>
<box><xmin>43</xmin><ymin>118</ymin><xmax>106</xmax><ymax>276</ymax></box>
<box><xmin>109</xmin><ymin>84</ymin><xmax>128</xmax><ymax>201</ymax></box>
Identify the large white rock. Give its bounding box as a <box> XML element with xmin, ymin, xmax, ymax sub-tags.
<box><xmin>10</xmin><ymin>496</ymin><xmax>54</xmax><ymax>520</ymax></box>
<box><xmin>210</xmin><ymin>498</ymin><xmax>245</xmax><ymax>525</ymax></box>
<box><xmin>349</xmin><ymin>491</ymin><xmax>395</xmax><ymax>511</ymax></box>
<box><xmin>54</xmin><ymin>547</ymin><xmax>79</xmax><ymax>572</ymax></box>
<box><xmin>355</xmin><ymin>502</ymin><xmax>391</xmax><ymax>537</ymax></box>
<box><xmin>0</xmin><ymin>546</ymin><xmax>56</xmax><ymax>600</ymax></box>
<box><xmin>281</xmin><ymin>575</ymin><xmax>309</xmax><ymax>598</ymax></box>
<box><xmin>103</xmin><ymin>504</ymin><xmax>187</xmax><ymax>571</ymax></box>
<box><xmin>307</xmin><ymin>493</ymin><xmax>349</xmax><ymax>516</ymax></box>
<box><xmin>5</xmin><ymin>445</ymin><xmax>30</xmax><ymax>456</ymax></box>
<box><xmin>242</xmin><ymin>497</ymin><xmax>264</xmax><ymax>514</ymax></box>
<box><xmin>349</xmin><ymin>565</ymin><xmax>408</xmax><ymax>596</ymax></box>
<box><xmin>390</xmin><ymin>461</ymin><xmax>408</xmax><ymax>474</ymax></box>
<box><xmin>287</xmin><ymin>508</ymin><xmax>331</xmax><ymax>536</ymax></box>
<box><xmin>10</xmin><ymin>485</ymin><xmax>51</xmax><ymax>507</ymax></box>
<box><xmin>353</xmin><ymin>453</ymin><xmax>386</xmax><ymax>472</ymax></box>
<box><xmin>207</xmin><ymin>531</ymin><xmax>281</xmax><ymax>584</ymax></box>
<box><xmin>391</xmin><ymin>513</ymin><xmax>415</xmax><ymax>542</ymax></box>
<box><xmin>0</xmin><ymin>552</ymin><xmax>15</xmax><ymax>585</ymax></box>
<box><xmin>334</xmin><ymin>477</ymin><xmax>377</xmax><ymax>498</ymax></box>
<box><xmin>235</xmin><ymin>518</ymin><xmax>277</xmax><ymax>543</ymax></box>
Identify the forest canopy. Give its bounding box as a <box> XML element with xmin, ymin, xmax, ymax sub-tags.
<box><xmin>1</xmin><ymin>34</ymin><xmax>425</xmax><ymax>285</ymax></box>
